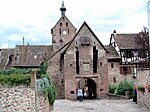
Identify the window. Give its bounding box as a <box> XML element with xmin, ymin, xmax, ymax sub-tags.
<box><xmin>111</xmin><ymin>63</ymin><xmax>114</xmax><ymax>68</ymax></box>
<box><xmin>93</xmin><ymin>46</ymin><xmax>98</xmax><ymax>73</ymax></box>
<box><xmin>61</xmin><ymin>79</ymin><xmax>64</xmax><ymax>83</ymax></box>
<box><xmin>9</xmin><ymin>55</ymin><xmax>13</xmax><ymax>62</ymax></box>
<box><xmin>123</xmin><ymin>66</ymin><xmax>127</xmax><ymax>72</ymax></box>
<box><xmin>76</xmin><ymin>51</ymin><xmax>79</xmax><ymax>74</ymax></box>
<box><xmin>120</xmin><ymin>66</ymin><xmax>131</xmax><ymax>75</ymax></box>
<box><xmin>60</xmin><ymin>53</ymin><xmax>64</xmax><ymax>72</ymax></box>
<box><xmin>59</xmin><ymin>29</ymin><xmax>61</xmax><ymax>35</ymax></box>
<box><xmin>66</xmin><ymin>23</ymin><xmax>68</xmax><ymax>26</ymax></box>
<box><xmin>70</xmin><ymin>91</ymin><xmax>74</xmax><ymax>94</ymax></box>
<box><xmin>68</xmin><ymin>29</ymin><xmax>69</xmax><ymax>34</ymax></box>
<box><xmin>60</xmin><ymin>22</ymin><xmax>62</xmax><ymax>26</ymax></box>
<box><xmin>99</xmin><ymin>62</ymin><xmax>102</xmax><ymax>66</ymax></box>
<box><xmin>113</xmin><ymin>77</ymin><xmax>116</xmax><ymax>83</ymax></box>
<box><xmin>125</xmin><ymin>50</ymin><xmax>133</xmax><ymax>58</ymax></box>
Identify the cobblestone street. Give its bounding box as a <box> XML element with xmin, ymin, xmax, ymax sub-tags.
<box><xmin>51</xmin><ymin>99</ymin><xmax>150</xmax><ymax>112</ymax></box>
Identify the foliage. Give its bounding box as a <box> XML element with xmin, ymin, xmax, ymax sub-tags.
<box><xmin>135</xmin><ymin>30</ymin><xmax>149</xmax><ymax>50</ymax></box>
<box><xmin>137</xmin><ymin>85</ymin><xmax>145</xmax><ymax>92</ymax></box>
<box><xmin>36</xmin><ymin>62</ymin><xmax>48</xmax><ymax>78</ymax></box>
<box><xmin>38</xmin><ymin>77</ymin><xmax>56</xmax><ymax>105</ymax></box>
<box><xmin>0</xmin><ymin>74</ymin><xmax>30</xmax><ymax>86</ymax></box>
<box><xmin>0</xmin><ymin>68</ymin><xmax>31</xmax><ymax>86</ymax></box>
<box><xmin>109</xmin><ymin>81</ymin><xmax>133</xmax><ymax>96</ymax></box>
<box><xmin>135</xmin><ymin>30</ymin><xmax>149</xmax><ymax>68</ymax></box>
<box><xmin>43</xmin><ymin>84</ymin><xmax>56</xmax><ymax>105</ymax></box>
<box><xmin>0</xmin><ymin>68</ymin><xmax>32</xmax><ymax>76</ymax></box>
<box><xmin>109</xmin><ymin>84</ymin><xmax>117</xmax><ymax>94</ymax></box>
<box><xmin>36</xmin><ymin>62</ymin><xmax>56</xmax><ymax>105</ymax></box>
<box><xmin>113</xmin><ymin>80</ymin><xmax>134</xmax><ymax>97</ymax></box>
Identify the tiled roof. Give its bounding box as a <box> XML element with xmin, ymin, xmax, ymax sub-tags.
<box><xmin>113</xmin><ymin>34</ymin><xmax>138</xmax><ymax>49</ymax></box>
<box><xmin>0</xmin><ymin>49</ymin><xmax>15</xmax><ymax>70</ymax></box>
<box><xmin>104</xmin><ymin>45</ymin><xmax>120</xmax><ymax>58</ymax></box>
<box><xmin>12</xmin><ymin>45</ymin><xmax>53</xmax><ymax>67</ymax></box>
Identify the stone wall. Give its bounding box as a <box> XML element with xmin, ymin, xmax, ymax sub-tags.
<box><xmin>137</xmin><ymin>69</ymin><xmax>150</xmax><ymax>109</ymax></box>
<box><xmin>108</xmin><ymin>63</ymin><xmax>136</xmax><ymax>84</ymax></box>
<box><xmin>0</xmin><ymin>87</ymin><xmax>53</xmax><ymax>112</ymax></box>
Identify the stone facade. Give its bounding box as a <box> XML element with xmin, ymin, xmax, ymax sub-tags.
<box><xmin>64</xmin><ymin>23</ymin><xmax>109</xmax><ymax>99</ymax></box>
<box><xmin>0</xmin><ymin>87</ymin><xmax>53</xmax><ymax>112</ymax></box>
<box><xmin>108</xmin><ymin>62</ymin><xmax>136</xmax><ymax>84</ymax></box>
<box><xmin>47</xmin><ymin>22</ymin><xmax>110</xmax><ymax>100</ymax></box>
<box><xmin>136</xmin><ymin>69</ymin><xmax>150</xmax><ymax>109</ymax></box>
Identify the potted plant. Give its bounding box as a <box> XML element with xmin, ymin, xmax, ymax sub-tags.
<box><xmin>137</xmin><ymin>85</ymin><xmax>145</xmax><ymax>92</ymax></box>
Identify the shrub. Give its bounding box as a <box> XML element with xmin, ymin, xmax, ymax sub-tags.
<box><xmin>36</xmin><ymin>62</ymin><xmax>48</xmax><ymax>78</ymax></box>
<box><xmin>115</xmin><ymin>80</ymin><xmax>134</xmax><ymax>96</ymax></box>
<box><xmin>109</xmin><ymin>84</ymin><xmax>117</xmax><ymax>94</ymax></box>
<box><xmin>38</xmin><ymin>77</ymin><xmax>56</xmax><ymax>105</ymax></box>
<box><xmin>0</xmin><ymin>68</ymin><xmax>32</xmax><ymax>76</ymax></box>
<box><xmin>0</xmin><ymin>74</ymin><xmax>31</xmax><ymax>86</ymax></box>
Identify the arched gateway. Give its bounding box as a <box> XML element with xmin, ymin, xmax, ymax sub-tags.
<box><xmin>78</xmin><ymin>78</ymin><xmax>96</xmax><ymax>99</ymax></box>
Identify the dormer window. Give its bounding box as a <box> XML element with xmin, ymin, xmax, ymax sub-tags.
<box><xmin>80</xmin><ymin>36</ymin><xmax>90</xmax><ymax>45</ymax></box>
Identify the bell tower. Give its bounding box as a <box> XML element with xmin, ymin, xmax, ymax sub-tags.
<box><xmin>51</xmin><ymin>1</ymin><xmax>76</xmax><ymax>52</ymax></box>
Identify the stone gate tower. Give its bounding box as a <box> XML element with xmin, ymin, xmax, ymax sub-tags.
<box><xmin>51</xmin><ymin>1</ymin><xmax>76</xmax><ymax>51</ymax></box>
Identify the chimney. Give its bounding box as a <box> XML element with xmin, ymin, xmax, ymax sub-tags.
<box><xmin>113</xmin><ymin>29</ymin><xmax>116</xmax><ymax>36</ymax></box>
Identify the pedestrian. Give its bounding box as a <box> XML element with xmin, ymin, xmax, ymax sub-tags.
<box><xmin>77</xmin><ymin>88</ymin><xmax>83</xmax><ymax>102</ymax></box>
<box><xmin>133</xmin><ymin>86</ymin><xmax>137</xmax><ymax>103</ymax></box>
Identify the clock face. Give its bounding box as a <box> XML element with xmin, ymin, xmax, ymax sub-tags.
<box><xmin>63</xmin><ymin>30</ymin><xmax>67</xmax><ymax>35</ymax></box>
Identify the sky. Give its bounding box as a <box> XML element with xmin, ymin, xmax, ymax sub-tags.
<box><xmin>0</xmin><ymin>0</ymin><xmax>149</xmax><ymax>48</ymax></box>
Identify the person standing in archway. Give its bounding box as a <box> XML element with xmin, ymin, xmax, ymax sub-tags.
<box><xmin>77</xmin><ymin>88</ymin><xmax>83</xmax><ymax>102</ymax></box>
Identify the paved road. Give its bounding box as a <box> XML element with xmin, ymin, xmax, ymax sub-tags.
<box><xmin>51</xmin><ymin>99</ymin><xmax>150</xmax><ymax>112</ymax></box>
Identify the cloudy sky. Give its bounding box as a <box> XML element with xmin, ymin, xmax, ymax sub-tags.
<box><xmin>0</xmin><ymin>0</ymin><xmax>149</xmax><ymax>48</ymax></box>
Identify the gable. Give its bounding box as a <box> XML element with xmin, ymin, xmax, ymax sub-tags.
<box><xmin>63</xmin><ymin>21</ymin><xmax>108</xmax><ymax>53</ymax></box>
<box><xmin>51</xmin><ymin>16</ymin><xmax>76</xmax><ymax>31</ymax></box>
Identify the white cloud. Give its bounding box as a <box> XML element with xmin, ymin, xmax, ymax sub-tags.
<box><xmin>0</xmin><ymin>43</ymin><xmax>9</xmax><ymax>48</ymax></box>
<box><xmin>0</xmin><ymin>0</ymin><xmax>149</xmax><ymax>48</ymax></box>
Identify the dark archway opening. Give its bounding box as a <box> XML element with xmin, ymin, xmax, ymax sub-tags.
<box><xmin>78</xmin><ymin>78</ymin><xmax>96</xmax><ymax>99</ymax></box>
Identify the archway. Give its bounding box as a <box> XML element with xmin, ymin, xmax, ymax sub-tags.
<box><xmin>78</xmin><ymin>78</ymin><xmax>96</xmax><ymax>99</ymax></box>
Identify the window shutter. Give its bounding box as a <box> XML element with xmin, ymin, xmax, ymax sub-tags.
<box><xmin>120</xmin><ymin>67</ymin><xmax>123</xmax><ymax>74</ymax></box>
<box><xmin>128</xmin><ymin>66</ymin><xmax>131</xmax><ymax>74</ymax></box>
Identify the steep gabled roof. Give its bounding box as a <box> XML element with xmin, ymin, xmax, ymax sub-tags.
<box><xmin>63</xmin><ymin>21</ymin><xmax>109</xmax><ymax>53</ymax></box>
<box><xmin>110</xmin><ymin>33</ymin><xmax>138</xmax><ymax>49</ymax></box>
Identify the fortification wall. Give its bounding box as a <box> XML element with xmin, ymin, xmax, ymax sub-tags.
<box><xmin>0</xmin><ymin>87</ymin><xmax>53</xmax><ymax>112</ymax></box>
